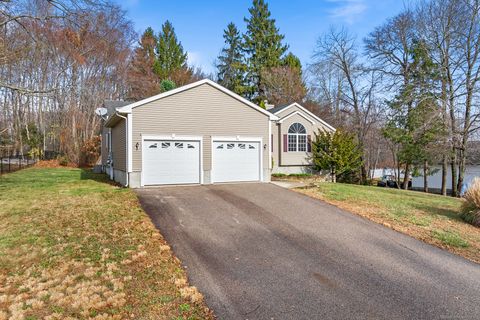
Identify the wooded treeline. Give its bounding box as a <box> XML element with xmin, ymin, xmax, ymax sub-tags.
<box><xmin>1</xmin><ymin>0</ymin><xmax>480</xmax><ymax>197</ymax></box>
<box><xmin>0</xmin><ymin>0</ymin><xmax>135</xmax><ymax>164</ymax></box>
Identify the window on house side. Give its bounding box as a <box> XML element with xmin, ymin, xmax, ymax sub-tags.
<box><xmin>287</xmin><ymin>123</ymin><xmax>307</xmax><ymax>152</ymax></box>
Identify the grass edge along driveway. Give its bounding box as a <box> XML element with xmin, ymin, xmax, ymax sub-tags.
<box><xmin>297</xmin><ymin>183</ymin><xmax>480</xmax><ymax>264</ymax></box>
<box><xmin>0</xmin><ymin>167</ymin><xmax>213</xmax><ymax>320</ymax></box>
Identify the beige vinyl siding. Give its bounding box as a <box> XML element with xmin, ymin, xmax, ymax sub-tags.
<box><xmin>111</xmin><ymin>119</ymin><xmax>126</xmax><ymax>171</ymax></box>
<box><xmin>131</xmin><ymin>83</ymin><xmax>269</xmax><ymax>173</ymax></box>
<box><xmin>275</xmin><ymin>105</ymin><xmax>333</xmax><ymax>132</ymax></box>
<box><xmin>276</xmin><ymin>105</ymin><xmax>333</xmax><ymax>166</ymax></box>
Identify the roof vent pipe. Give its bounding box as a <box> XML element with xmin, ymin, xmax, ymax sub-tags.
<box><xmin>264</xmin><ymin>100</ymin><xmax>275</xmax><ymax>110</ymax></box>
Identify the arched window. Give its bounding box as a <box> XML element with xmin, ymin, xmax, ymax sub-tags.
<box><xmin>288</xmin><ymin>123</ymin><xmax>307</xmax><ymax>152</ymax></box>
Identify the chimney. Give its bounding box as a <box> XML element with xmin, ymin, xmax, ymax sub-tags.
<box><xmin>264</xmin><ymin>100</ymin><xmax>275</xmax><ymax>110</ymax></box>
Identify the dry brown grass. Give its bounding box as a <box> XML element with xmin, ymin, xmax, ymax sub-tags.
<box><xmin>297</xmin><ymin>183</ymin><xmax>480</xmax><ymax>264</ymax></box>
<box><xmin>34</xmin><ymin>160</ymin><xmax>65</xmax><ymax>168</ymax></box>
<box><xmin>461</xmin><ymin>178</ymin><xmax>480</xmax><ymax>227</ymax></box>
<box><xmin>0</xmin><ymin>168</ymin><xmax>213</xmax><ymax>320</ymax></box>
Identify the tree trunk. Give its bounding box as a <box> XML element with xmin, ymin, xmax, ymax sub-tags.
<box><xmin>423</xmin><ymin>159</ymin><xmax>429</xmax><ymax>193</ymax></box>
<box><xmin>331</xmin><ymin>167</ymin><xmax>336</xmax><ymax>183</ymax></box>
<box><xmin>396</xmin><ymin>158</ymin><xmax>401</xmax><ymax>189</ymax></box>
<box><xmin>371</xmin><ymin>147</ymin><xmax>380</xmax><ymax>180</ymax></box>
<box><xmin>441</xmin><ymin>155</ymin><xmax>447</xmax><ymax>196</ymax></box>
<box><xmin>440</xmin><ymin>73</ymin><xmax>448</xmax><ymax>196</ymax></box>
<box><xmin>451</xmin><ymin>153</ymin><xmax>458</xmax><ymax>197</ymax></box>
<box><xmin>402</xmin><ymin>162</ymin><xmax>410</xmax><ymax>190</ymax></box>
<box><xmin>457</xmin><ymin>148</ymin><xmax>465</xmax><ymax>193</ymax></box>
<box><xmin>360</xmin><ymin>161</ymin><xmax>367</xmax><ymax>185</ymax></box>
<box><xmin>457</xmin><ymin>82</ymin><xmax>473</xmax><ymax>193</ymax></box>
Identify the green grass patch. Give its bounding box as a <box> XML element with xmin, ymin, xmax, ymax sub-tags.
<box><xmin>315</xmin><ymin>183</ymin><xmax>462</xmax><ymax>220</ymax></box>
<box><xmin>432</xmin><ymin>230</ymin><xmax>470</xmax><ymax>248</ymax></box>
<box><xmin>297</xmin><ymin>182</ymin><xmax>480</xmax><ymax>263</ymax></box>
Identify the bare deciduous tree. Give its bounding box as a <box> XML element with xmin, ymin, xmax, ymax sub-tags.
<box><xmin>260</xmin><ymin>66</ymin><xmax>306</xmax><ymax>105</ymax></box>
<box><xmin>311</xmin><ymin>27</ymin><xmax>382</xmax><ymax>183</ymax></box>
<box><xmin>0</xmin><ymin>0</ymin><xmax>135</xmax><ymax>164</ymax></box>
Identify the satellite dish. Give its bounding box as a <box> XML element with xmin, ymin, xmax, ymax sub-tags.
<box><xmin>95</xmin><ymin>107</ymin><xmax>108</xmax><ymax>117</ymax></box>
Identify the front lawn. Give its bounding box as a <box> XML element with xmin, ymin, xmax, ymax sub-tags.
<box><xmin>0</xmin><ymin>168</ymin><xmax>212</xmax><ymax>320</ymax></box>
<box><xmin>297</xmin><ymin>183</ymin><xmax>480</xmax><ymax>263</ymax></box>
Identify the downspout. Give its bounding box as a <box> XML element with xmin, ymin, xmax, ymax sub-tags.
<box><xmin>115</xmin><ymin>112</ymin><xmax>129</xmax><ymax>187</ymax></box>
<box><xmin>268</xmin><ymin>119</ymin><xmax>272</xmax><ymax>170</ymax></box>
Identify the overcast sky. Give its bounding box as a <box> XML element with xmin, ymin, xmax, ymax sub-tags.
<box><xmin>113</xmin><ymin>0</ymin><xmax>408</xmax><ymax>74</ymax></box>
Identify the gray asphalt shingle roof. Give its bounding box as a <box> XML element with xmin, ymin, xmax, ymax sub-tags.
<box><xmin>103</xmin><ymin>100</ymin><xmax>133</xmax><ymax>116</ymax></box>
<box><xmin>267</xmin><ymin>104</ymin><xmax>291</xmax><ymax>114</ymax></box>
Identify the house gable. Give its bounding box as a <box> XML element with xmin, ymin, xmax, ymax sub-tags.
<box><xmin>278</xmin><ymin>111</ymin><xmax>316</xmax><ymax>125</ymax></box>
<box><xmin>271</xmin><ymin>103</ymin><xmax>335</xmax><ymax>168</ymax></box>
<box><xmin>274</xmin><ymin>103</ymin><xmax>335</xmax><ymax>132</ymax></box>
<box><xmin>116</xmin><ymin>79</ymin><xmax>277</xmax><ymax>120</ymax></box>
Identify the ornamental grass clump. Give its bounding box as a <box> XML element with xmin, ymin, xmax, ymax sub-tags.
<box><xmin>461</xmin><ymin>178</ymin><xmax>480</xmax><ymax>227</ymax></box>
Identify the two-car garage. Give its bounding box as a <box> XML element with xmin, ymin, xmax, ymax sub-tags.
<box><xmin>142</xmin><ymin>137</ymin><xmax>262</xmax><ymax>186</ymax></box>
<box><xmin>104</xmin><ymin>79</ymin><xmax>275</xmax><ymax>188</ymax></box>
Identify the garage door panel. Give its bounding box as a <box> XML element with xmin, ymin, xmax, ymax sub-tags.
<box><xmin>212</xmin><ymin>141</ymin><xmax>260</xmax><ymax>183</ymax></box>
<box><xmin>143</xmin><ymin>140</ymin><xmax>200</xmax><ymax>185</ymax></box>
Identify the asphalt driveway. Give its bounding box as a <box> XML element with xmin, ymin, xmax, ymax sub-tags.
<box><xmin>136</xmin><ymin>183</ymin><xmax>480</xmax><ymax>320</ymax></box>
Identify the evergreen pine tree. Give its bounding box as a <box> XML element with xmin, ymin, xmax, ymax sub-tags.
<box><xmin>281</xmin><ymin>52</ymin><xmax>302</xmax><ymax>71</ymax></box>
<box><xmin>383</xmin><ymin>40</ymin><xmax>443</xmax><ymax>190</ymax></box>
<box><xmin>243</xmin><ymin>0</ymin><xmax>288</xmax><ymax>102</ymax></box>
<box><xmin>216</xmin><ymin>22</ymin><xmax>247</xmax><ymax>96</ymax></box>
<box><xmin>154</xmin><ymin>20</ymin><xmax>188</xmax><ymax>80</ymax></box>
<box><xmin>312</xmin><ymin>129</ymin><xmax>363</xmax><ymax>183</ymax></box>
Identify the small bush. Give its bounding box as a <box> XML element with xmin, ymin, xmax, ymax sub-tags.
<box><xmin>461</xmin><ymin>178</ymin><xmax>480</xmax><ymax>227</ymax></box>
<box><xmin>58</xmin><ymin>155</ymin><xmax>69</xmax><ymax>166</ymax></box>
<box><xmin>160</xmin><ymin>79</ymin><xmax>176</xmax><ymax>92</ymax></box>
<box><xmin>80</xmin><ymin>135</ymin><xmax>101</xmax><ymax>167</ymax></box>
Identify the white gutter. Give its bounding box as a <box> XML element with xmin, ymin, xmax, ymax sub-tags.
<box><xmin>268</xmin><ymin>119</ymin><xmax>272</xmax><ymax>169</ymax></box>
<box><xmin>115</xmin><ymin>112</ymin><xmax>129</xmax><ymax>187</ymax></box>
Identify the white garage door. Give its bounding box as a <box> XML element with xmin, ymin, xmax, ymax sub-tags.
<box><xmin>212</xmin><ymin>141</ymin><xmax>260</xmax><ymax>183</ymax></box>
<box><xmin>143</xmin><ymin>140</ymin><xmax>200</xmax><ymax>185</ymax></box>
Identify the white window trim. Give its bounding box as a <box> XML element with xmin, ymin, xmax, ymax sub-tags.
<box><xmin>140</xmin><ymin>134</ymin><xmax>203</xmax><ymax>187</ymax></box>
<box><xmin>287</xmin><ymin>123</ymin><xmax>307</xmax><ymax>152</ymax></box>
<box><xmin>211</xmin><ymin>136</ymin><xmax>264</xmax><ymax>182</ymax></box>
